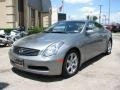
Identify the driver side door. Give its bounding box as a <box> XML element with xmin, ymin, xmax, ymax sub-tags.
<box><xmin>84</xmin><ymin>22</ymin><xmax>104</xmax><ymax>61</ymax></box>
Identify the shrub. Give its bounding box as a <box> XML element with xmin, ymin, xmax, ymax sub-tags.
<box><xmin>28</xmin><ymin>27</ymin><xmax>44</xmax><ymax>35</ymax></box>
<box><xmin>0</xmin><ymin>28</ymin><xmax>13</xmax><ymax>33</ymax></box>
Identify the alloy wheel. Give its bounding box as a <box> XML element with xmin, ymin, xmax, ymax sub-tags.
<box><xmin>107</xmin><ymin>41</ymin><xmax>112</xmax><ymax>54</ymax></box>
<box><xmin>66</xmin><ymin>52</ymin><xmax>79</xmax><ymax>75</ymax></box>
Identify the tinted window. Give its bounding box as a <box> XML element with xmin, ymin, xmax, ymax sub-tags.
<box><xmin>87</xmin><ymin>22</ymin><xmax>103</xmax><ymax>32</ymax></box>
<box><xmin>94</xmin><ymin>22</ymin><xmax>103</xmax><ymax>29</ymax></box>
<box><xmin>45</xmin><ymin>21</ymin><xmax>85</xmax><ymax>33</ymax></box>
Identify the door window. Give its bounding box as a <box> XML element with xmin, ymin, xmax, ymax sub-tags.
<box><xmin>87</xmin><ymin>22</ymin><xmax>103</xmax><ymax>32</ymax></box>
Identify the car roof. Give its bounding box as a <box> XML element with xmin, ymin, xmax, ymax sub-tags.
<box><xmin>59</xmin><ymin>20</ymin><xmax>95</xmax><ymax>23</ymax></box>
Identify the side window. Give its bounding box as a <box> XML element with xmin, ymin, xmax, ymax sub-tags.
<box><xmin>87</xmin><ymin>22</ymin><xmax>102</xmax><ymax>32</ymax></box>
<box><xmin>87</xmin><ymin>23</ymin><xmax>95</xmax><ymax>30</ymax></box>
<box><xmin>94</xmin><ymin>22</ymin><xmax>103</xmax><ymax>29</ymax></box>
<box><xmin>95</xmin><ymin>22</ymin><xmax>104</xmax><ymax>31</ymax></box>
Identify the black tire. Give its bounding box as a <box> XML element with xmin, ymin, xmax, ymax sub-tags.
<box><xmin>62</xmin><ymin>49</ymin><xmax>80</xmax><ymax>77</ymax></box>
<box><xmin>105</xmin><ymin>40</ymin><xmax>112</xmax><ymax>55</ymax></box>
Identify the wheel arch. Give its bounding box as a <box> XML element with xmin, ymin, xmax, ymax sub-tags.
<box><xmin>65</xmin><ymin>47</ymin><xmax>81</xmax><ymax>61</ymax></box>
<box><xmin>62</xmin><ymin>47</ymin><xmax>82</xmax><ymax>76</ymax></box>
<box><xmin>109</xmin><ymin>38</ymin><xmax>112</xmax><ymax>43</ymax></box>
<box><xmin>109</xmin><ymin>37</ymin><xmax>113</xmax><ymax>46</ymax></box>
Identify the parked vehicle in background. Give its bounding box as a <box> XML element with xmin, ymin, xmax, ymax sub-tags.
<box><xmin>0</xmin><ymin>27</ymin><xmax>28</xmax><ymax>47</ymax></box>
<box><xmin>104</xmin><ymin>25</ymin><xmax>113</xmax><ymax>32</ymax></box>
<box><xmin>104</xmin><ymin>24</ymin><xmax>120</xmax><ymax>33</ymax></box>
<box><xmin>11</xmin><ymin>26</ymin><xmax>28</xmax><ymax>41</ymax></box>
<box><xmin>0</xmin><ymin>30</ymin><xmax>13</xmax><ymax>46</ymax></box>
<box><xmin>9</xmin><ymin>20</ymin><xmax>112</xmax><ymax>77</ymax></box>
<box><xmin>111</xmin><ymin>24</ymin><xmax>118</xmax><ymax>33</ymax></box>
<box><xmin>115</xmin><ymin>23</ymin><xmax>120</xmax><ymax>32</ymax></box>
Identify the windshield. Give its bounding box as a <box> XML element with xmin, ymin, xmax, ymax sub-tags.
<box><xmin>45</xmin><ymin>21</ymin><xmax>85</xmax><ymax>33</ymax></box>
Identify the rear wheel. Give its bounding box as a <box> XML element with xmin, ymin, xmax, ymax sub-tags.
<box><xmin>105</xmin><ymin>40</ymin><xmax>112</xmax><ymax>55</ymax></box>
<box><xmin>62</xmin><ymin>50</ymin><xmax>80</xmax><ymax>77</ymax></box>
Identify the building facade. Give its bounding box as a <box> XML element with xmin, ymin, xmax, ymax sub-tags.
<box><xmin>0</xmin><ymin>0</ymin><xmax>51</xmax><ymax>29</ymax></box>
<box><xmin>52</xmin><ymin>8</ymin><xmax>66</xmax><ymax>24</ymax></box>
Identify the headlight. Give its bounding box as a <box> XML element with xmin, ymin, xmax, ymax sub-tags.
<box><xmin>43</xmin><ymin>42</ymin><xmax>64</xmax><ymax>57</ymax></box>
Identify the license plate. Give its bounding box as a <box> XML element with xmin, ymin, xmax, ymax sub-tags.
<box><xmin>13</xmin><ymin>58</ymin><xmax>24</xmax><ymax>68</ymax></box>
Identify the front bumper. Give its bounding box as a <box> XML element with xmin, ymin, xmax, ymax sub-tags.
<box><xmin>9</xmin><ymin>49</ymin><xmax>63</xmax><ymax>75</ymax></box>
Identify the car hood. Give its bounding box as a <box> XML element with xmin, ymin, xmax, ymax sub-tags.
<box><xmin>14</xmin><ymin>32</ymin><xmax>75</xmax><ymax>50</ymax></box>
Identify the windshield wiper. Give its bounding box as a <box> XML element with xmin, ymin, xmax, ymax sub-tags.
<box><xmin>43</xmin><ymin>31</ymin><xmax>67</xmax><ymax>34</ymax></box>
<box><xmin>50</xmin><ymin>31</ymin><xmax>67</xmax><ymax>33</ymax></box>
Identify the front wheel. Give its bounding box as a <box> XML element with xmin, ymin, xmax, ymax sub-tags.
<box><xmin>62</xmin><ymin>50</ymin><xmax>80</xmax><ymax>77</ymax></box>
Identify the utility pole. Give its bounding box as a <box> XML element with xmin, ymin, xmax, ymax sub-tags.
<box><xmin>98</xmin><ymin>5</ymin><xmax>103</xmax><ymax>23</ymax></box>
<box><xmin>108</xmin><ymin>0</ymin><xmax>111</xmax><ymax>24</ymax></box>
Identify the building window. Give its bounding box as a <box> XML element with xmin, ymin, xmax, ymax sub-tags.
<box><xmin>18</xmin><ymin>0</ymin><xmax>24</xmax><ymax>12</ymax></box>
<box><xmin>18</xmin><ymin>0</ymin><xmax>24</xmax><ymax>26</ymax></box>
<box><xmin>31</xmin><ymin>8</ymin><xmax>35</xmax><ymax>26</ymax></box>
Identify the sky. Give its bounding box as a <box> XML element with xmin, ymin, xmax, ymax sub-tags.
<box><xmin>51</xmin><ymin>0</ymin><xmax>120</xmax><ymax>23</ymax></box>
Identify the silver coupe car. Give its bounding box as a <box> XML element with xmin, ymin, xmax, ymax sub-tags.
<box><xmin>9</xmin><ymin>20</ymin><xmax>112</xmax><ymax>77</ymax></box>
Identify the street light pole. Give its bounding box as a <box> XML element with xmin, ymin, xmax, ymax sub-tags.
<box><xmin>108</xmin><ymin>0</ymin><xmax>111</xmax><ymax>24</ymax></box>
<box><xmin>98</xmin><ymin>5</ymin><xmax>103</xmax><ymax>23</ymax></box>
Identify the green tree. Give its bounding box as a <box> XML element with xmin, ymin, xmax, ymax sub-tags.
<box><xmin>87</xmin><ymin>15</ymin><xmax>90</xmax><ymax>20</ymax></box>
<box><xmin>93</xmin><ymin>16</ymin><xmax>98</xmax><ymax>21</ymax></box>
<box><xmin>86</xmin><ymin>15</ymin><xmax>98</xmax><ymax>21</ymax></box>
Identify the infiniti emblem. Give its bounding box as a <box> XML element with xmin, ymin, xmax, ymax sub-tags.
<box><xmin>19</xmin><ymin>48</ymin><xmax>24</xmax><ymax>54</ymax></box>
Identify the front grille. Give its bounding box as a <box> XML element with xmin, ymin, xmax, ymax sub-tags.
<box><xmin>13</xmin><ymin>46</ymin><xmax>40</xmax><ymax>56</ymax></box>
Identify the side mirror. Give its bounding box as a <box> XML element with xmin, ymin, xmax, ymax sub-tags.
<box><xmin>86</xmin><ymin>30</ymin><xmax>95</xmax><ymax>35</ymax></box>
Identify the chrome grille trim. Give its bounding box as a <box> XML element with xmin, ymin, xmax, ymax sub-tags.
<box><xmin>13</xmin><ymin>46</ymin><xmax>40</xmax><ymax>56</ymax></box>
